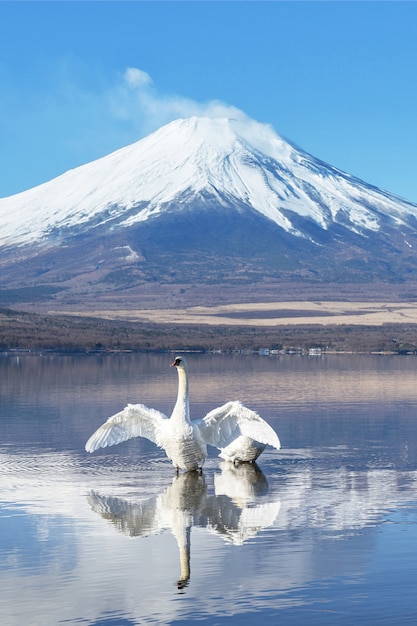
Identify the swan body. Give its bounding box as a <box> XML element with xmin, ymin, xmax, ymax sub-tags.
<box><xmin>85</xmin><ymin>355</ymin><xmax>280</xmax><ymax>471</ymax></box>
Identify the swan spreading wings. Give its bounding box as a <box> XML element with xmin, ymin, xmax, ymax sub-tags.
<box><xmin>85</xmin><ymin>355</ymin><xmax>280</xmax><ymax>472</ymax></box>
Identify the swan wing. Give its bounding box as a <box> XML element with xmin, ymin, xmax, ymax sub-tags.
<box><xmin>197</xmin><ymin>401</ymin><xmax>280</xmax><ymax>450</ymax></box>
<box><xmin>85</xmin><ymin>403</ymin><xmax>168</xmax><ymax>452</ymax></box>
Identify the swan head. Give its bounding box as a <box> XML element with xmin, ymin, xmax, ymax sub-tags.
<box><xmin>171</xmin><ymin>355</ymin><xmax>188</xmax><ymax>371</ymax></box>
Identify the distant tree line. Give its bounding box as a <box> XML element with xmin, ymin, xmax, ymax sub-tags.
<box><xmin>2</xmin><ymin>307</ymin><xmax>417</xmax><ymax>354</ymax></box>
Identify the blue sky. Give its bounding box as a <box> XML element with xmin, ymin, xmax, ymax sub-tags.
<box><xmin>1</xmin><ymin>1</ymin><xmax>417</xmax><ymax>202</ymax></box>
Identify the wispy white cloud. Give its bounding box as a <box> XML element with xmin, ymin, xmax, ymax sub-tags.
<box><xmin>124</xmin><ymin>67</ymin><xmax>153</xmax><ymax>89</ymax></box>
<box><xmin>107</xmin><ymin>66</ymin><xmax>248</xmax><ymax>138</ymax></box>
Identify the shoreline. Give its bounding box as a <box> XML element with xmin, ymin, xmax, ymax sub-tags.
<box><xmin>2</xmin><ymin>303</ymin><xmax>417</xmax><ymax>354</ymax></box>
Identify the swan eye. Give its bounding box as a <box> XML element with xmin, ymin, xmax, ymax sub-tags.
<box><xmin>171</xmin><ymin>357</ymin><xmax>182</xmax><ymax>367</ymax></box>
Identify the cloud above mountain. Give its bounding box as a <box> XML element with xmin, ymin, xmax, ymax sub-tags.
<box><xmin>109</xmin><ymin>66</ymin><xmax>248</xmax><ymax>139</ymax></box>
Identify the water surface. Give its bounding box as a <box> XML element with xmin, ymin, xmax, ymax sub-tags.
<box><xmin>1</xmin><ymin>353</ymin><xmax>417</xmax><ymax>625</ymax></box>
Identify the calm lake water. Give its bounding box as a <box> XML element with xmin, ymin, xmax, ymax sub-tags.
<box><xmin>1</xmin><ymin>352</ymin><xmax>417</xmax><ymax>625</ymax></box>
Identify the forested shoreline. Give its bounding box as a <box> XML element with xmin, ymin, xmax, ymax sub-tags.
<box><xmin>2</xmin><ymin>306</ymin><xmax>417</xmax><ymax>354</ymax></box>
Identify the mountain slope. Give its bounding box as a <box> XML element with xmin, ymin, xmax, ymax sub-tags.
<box><xmin>1</xmin><ymin>115</ymin><xmax>417</xmax><ymax>304</ymax></box>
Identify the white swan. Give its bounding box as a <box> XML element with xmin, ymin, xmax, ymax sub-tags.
<box><xmin>85</xmin><ymin>355</ymin><xmax>280</xmax><ymax>472</ymax></box>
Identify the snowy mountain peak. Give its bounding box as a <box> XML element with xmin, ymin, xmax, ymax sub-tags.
<box><xmin>1</xmin><ymin>115</ymin><xmax>417</xmax><ymax>250</ymax></box>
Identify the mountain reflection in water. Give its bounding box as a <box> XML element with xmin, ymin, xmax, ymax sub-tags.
<box><xmin>88</xmin><ymin>463</ymin><xmax>280</xmax><ymax>590</ymax></box>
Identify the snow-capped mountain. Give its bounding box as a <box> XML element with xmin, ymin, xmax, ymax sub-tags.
<box><xmin>2</xmin><ymin>115</ymin><xmax>417</xmax><ymax>302</ymax></box>
<box><xmin>1</xmin><ymin>116</ymin><xmax>417</xmax><ymax>247</ymax></box>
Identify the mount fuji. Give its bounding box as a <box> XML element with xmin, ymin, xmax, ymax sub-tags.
<box><xmin>1</xmin><ymin>115</ymin><xmax>417</xmax><ymax>305</ymax></box>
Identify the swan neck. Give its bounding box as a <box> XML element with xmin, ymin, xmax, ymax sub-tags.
<box><xmin>173</xmin><ymin>365</ymin><xmax>190</xmax><ymax>422</ymax></box>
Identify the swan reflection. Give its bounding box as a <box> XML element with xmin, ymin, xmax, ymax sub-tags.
<box><xmin>87</xmin><ymin>464</ymin><xmax>280</xmax><ymax>588</ymax></box>
<box><xmin>209</xmin><ymin>462</ymin><xmax>280</xmax><ymax>545</ymax></box>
